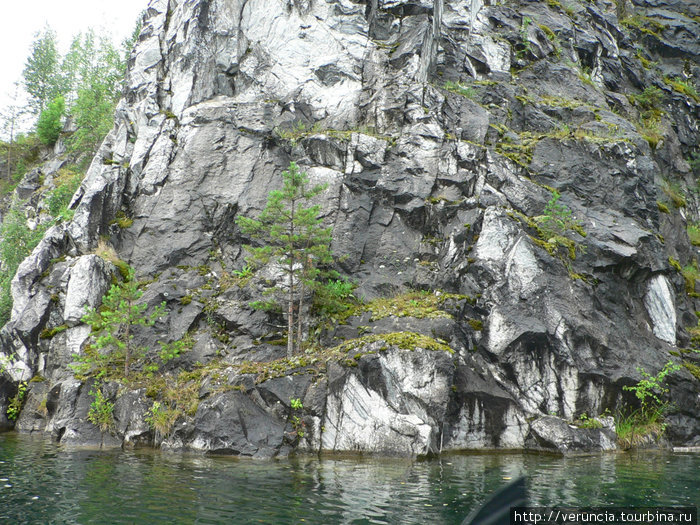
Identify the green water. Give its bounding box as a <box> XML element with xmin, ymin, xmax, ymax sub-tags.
<box><xmin>0</xmin><ymin>433</ymin><xmax>698</xmax><ymax>524</ymax></box>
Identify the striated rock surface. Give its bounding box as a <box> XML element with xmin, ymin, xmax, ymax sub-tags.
<box><xmin>1</xmin><ymin>0</ymin><xmax>699</xmax><ymax>455</ymax></box>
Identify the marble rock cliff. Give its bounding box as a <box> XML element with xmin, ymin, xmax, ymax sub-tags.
<box><xmin>1</xmin><ymin>0</ymin><xmax>699</xmax><ymax>456</ymax></box>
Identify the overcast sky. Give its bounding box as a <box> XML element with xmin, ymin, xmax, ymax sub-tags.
<box><xmin>1</xmin><ymin>0</ymin><xmax>150</xmax><ymax>134</ymax></box>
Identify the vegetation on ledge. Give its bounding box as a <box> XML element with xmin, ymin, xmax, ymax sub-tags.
<box><xmin>237</xmin><ymin>331</ymin><xmax>453</xmax><ymax>384</ymax></box>
<box><xmin>334</xmin><ymin>290</ymin><xmax>472</xmax><ymax>324</ymax></box>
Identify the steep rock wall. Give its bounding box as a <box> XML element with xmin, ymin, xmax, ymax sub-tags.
<box><xmin>0</xmin><ymin>0</ymin><xmax>698</xmax><ymax>454</ymax></box>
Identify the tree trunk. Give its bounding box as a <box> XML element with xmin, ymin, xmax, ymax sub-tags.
<box><xmin>287</xmin><ymin>272</ymin><xmax>294</xmax><ymax>358</ymax></box>
<box><xmin>287</xmin><ymin>199</ymin><xmax>296</xmax><ymax>358</ymax></box>
<box><xmin>297</xmin><ymin>279</ymin><xmax>304</xmax><ymax>353</ymax></box>
<box><xmin>124</xmin><ymin>319</ymin><xmax>131</xmax><ymax>377</ymax></box>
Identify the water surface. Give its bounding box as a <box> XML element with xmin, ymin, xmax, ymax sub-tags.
<box><xmin>1</xmin><ymin>433</ymin><xmax>698</xmax><ymax>524</ymax></box>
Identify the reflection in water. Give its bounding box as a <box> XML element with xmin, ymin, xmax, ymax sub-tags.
<box><xmin>0</xmin><ymin>433</ymin><xmax>698</xmax><ymax>524</ymax></box>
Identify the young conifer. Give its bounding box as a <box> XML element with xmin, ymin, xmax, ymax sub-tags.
<box><xmin>237</xmin><ymin>162</ymin><xmax>332</xmax><ymax>357</ymax></box>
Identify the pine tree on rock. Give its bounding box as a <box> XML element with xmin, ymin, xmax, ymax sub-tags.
<box><xmin>81</xmin><ymin>266</ymin><xmax>164</xmax><ymax>378</ymax></box>
<box><xmin>237</xmin><ymin>162</ymin><xmax>333</xmax><ymax>358</ymax></box>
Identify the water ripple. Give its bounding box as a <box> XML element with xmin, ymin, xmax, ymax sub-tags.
<box><xmin>1</xmin><ymin>434</ymin><xmax>698</xmax><ymax>524</ymax></box>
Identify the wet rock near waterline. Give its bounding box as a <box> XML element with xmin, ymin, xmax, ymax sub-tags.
<box><xmin>525</xmin><ymin>415</ymin><xmax>618</xmax><ymax>454</ymax></box>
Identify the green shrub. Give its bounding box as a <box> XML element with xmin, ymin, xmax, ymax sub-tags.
<box><xmin>538</xmin><ymin>24</ymin><xmax>556</xmax><ymax>41</ymax></box>
<box><xmin>629</xmin><ymin>86</ymin><xmax>663</xmax><ymax>111</ymax></box>
<box><xmin>108</xmin><ymin>211</ymin><xmax>133</xmax><ymax>229</ymax></box>
<box><xmin>47</xmin><ymin>167</ymin><xmax>82</xmax><ymax>220</ymax></box>
<box><xmin>681</xmin><ymin>261</ymin><xmax>699</xmax><ymax>293</ymax></box>
<box><xmin>576</xmin><ymin>67</ymin><xmax>595</xmax><ymax>88</ymax></box>
<box><xmin>683</xmin><ymin>361</ymin><xmax>700</xmax><ymax>381</ymax></box>
<box><xmin>0</xmin><ymin>206</ymin><xmax>46</xmax><ymax>275</ymax></box>
<box><xmin>0</xmin><ymin>278</ymin><xmax>12</xmax><ymax>328</ymax></box>
<box><xmin>13</xmin><ymin>159</ymin><xmax>27</xmax><ymax>181</ymax></box>
<box><xmin>536</xmin><ymin>191</ymin><xmax>585</xmax><ymax>240</ymax></box>
<box><xmin>312</xmin><ymin>278</ymin><xmax>357</xmax><ymax>317</ymax></box>
<box><xmin>689</xmin><ymin>152</ymin><xmax>700</xmax><ymax>174</ymax></box>
<box><xmin>575</xmin><ymin>413</ymin><xmax>603</xmax><ymax>429</ymax></box>
<box><xmin>249</xmin><ymin>299</ymin><xmax>281</xmax><ymax>312</ymax></box>
<box><xmin>663</xmin><ymin>77</ymin><xmax>699</xmax><ymax>102</ymax></box>
<box><xmin>628</xmin><ymin>87</ymin><xmax>665</xmax><ymax>149</ymax></box>
<box><xmin>688</xmin><ymin>223</ymin><xmax>700</xmax><ymax>246</ymax></box>
<box><xmin>339</xmin><ymin>290</ymin><xmax>466</xmax><ymax>323</ymax></box>
<box><xmin>635</xmin><ymin>49</ymin><xmax>655</xmax><ymax>69</ymax></box>
<box><xmin>530</xmin><ymin>191</ymin><xmax>586</xmax><ymax>262</ymax></box>
<box><xmin>623</xmin><ymin>361</ymin><xmax>680</xmax><ymax>412</ymax></box>
<box><xmin>443</xmin><ymin>80</ymin><xmax>476</xmax><ymax>98</ymax></box>
<box><xmin>289</xmin><ymin>397</ymin><xmax>305</xmax><ymax>438</ymax></box>
<box><xmin>145</xmin><ymin>401</ymin><xmax>179</xmax><ymax>438</ymax></box>
<box><xmin>94</xmin><ymin>239</ymin><xmax>131</xmax><ymax>280</ymax></box>
<box><xmin>87</xmin><ymin>385</ymin><xmax>114</xmax><ymax>432</ymax></box>
<box><xmin>6</xmin><ymin>381</ymin><xmax>27</xmax><ymax>421</ymax></box>
<box><xmin>0</xmin><ymin>204</ymin><xmax>48</xmax><ymax>324</ymax></box>
<box><xmin>621</xmin><ymin>15</ymin><xmax>667</xmax><ymax>36</ymax></box>
<box><xmin>158</xmin><ymin>334</ymin><xmax>193</xmax><ymax>364</ymax></box>
<box><xmin>36</xmin><ymin>96</ymin><xmax>65</xmax><ymax>145</ymax></box>
<box><xmin>519</xmin><ymin>16</ymin><xmax>533</xmax><ymax>54</ymax></box>
<box><xmin>616</xmin><ymin>361</ymin><xmax>680</xmax><ymax>449</ymax></box>
<box><xmin>639</xmin><ymin>120</ymin><xmax>662</xmax><ymax>150</ymax></box>
<box><xmin>232</xmin><ymin>265</ymin><xmax>253</xmax><ymax>279</ymax></box>
<box><xmin>468</xmin><ymin>319</ymin><xmax>483</xmax><ymax>331</ymax></box>
<box><xmin>661</xmin><ymin>179</ymin><xmax>685</xmax><ymax>208</ymax></box>
<box><xmin>615</xmin><ymin>407</ymin><xmax>664</xmax><ymax>448</ymax></box>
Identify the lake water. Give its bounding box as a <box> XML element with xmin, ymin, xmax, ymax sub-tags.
<box><xmin>0</xmin><ymin>432</ymin><xmax>698</xmax><ymax>524</ymax></box>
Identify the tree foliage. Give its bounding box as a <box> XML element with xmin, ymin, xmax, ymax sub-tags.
<box><xmin>47</xmin><ymin>166</ymin><xmax>83</xmax><ymax>221</ymax></box>
<box><xmin>69</xmin><ymin>82</ymin><xmax>119</xmax><ymax>153</ymax></box>
<box><xmin>0</xmin><ymin>204</ymin><xmax>47</xmax><ymax>324</ymax></box>
<box><xmin>535</xmin><ymin>191</ymin><xmax>582</xmax><ymax>240</ymax></box>
<box><xmin>63</xmin><ymin>31</ymin><xmax>127</xmax><ymax>153</ymax></box>
<box><xmin>237</xmin><ymin>162</ymin><xmax>333</xmax><ymax>357</ymax></box>
<box><xmin>23</xmin><ymin>27</ymin><xmax>62</xmax><ymax>115</ymax></box>
<box><xmin>78</xmin><ymin>266</ymin><xmax>164</xmax><ymax>378</ymax></box>
<box><xmin>87</xmin><ymin>385</ymin><xmax>114</xmax><ymax>432</ymax></box>
<box><xmin>0</xmin><ymin>82</ymin><xmax>24</xmax><ymax>181</ymax></box>
<box><xmin>623</xmin><ymin>361</ymin><xmax>681</xmax><ymax>416</ymax></box>
<box><xmin>36</xmin><ymin>95</ymin><xmax>65</xmax><ymax>145</ymax></box>
<box><xmin>21</xmin><ymin>27</ymin><xmax>129</xmax><ymax>153</ymax></box>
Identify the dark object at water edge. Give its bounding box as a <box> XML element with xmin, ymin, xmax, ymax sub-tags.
<box><xmin>462</xmin><ymin>477</ymin><xmax>527</xmax><ymax>525</ymax></box>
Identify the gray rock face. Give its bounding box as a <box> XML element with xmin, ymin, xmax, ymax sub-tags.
<box><xmin>321</xmin><ymin>348</ymin><xmax>453</xmax><ymax>455</ymax></box>
<box><xmin>1</xmin><ymin>0</ymin><xmax>699</xmax><ymax>455</ymax></box>
<box><xmin>63</xmin><ymin>255</ymin><xmax>113</xmax><ymax>326</ymax></box>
